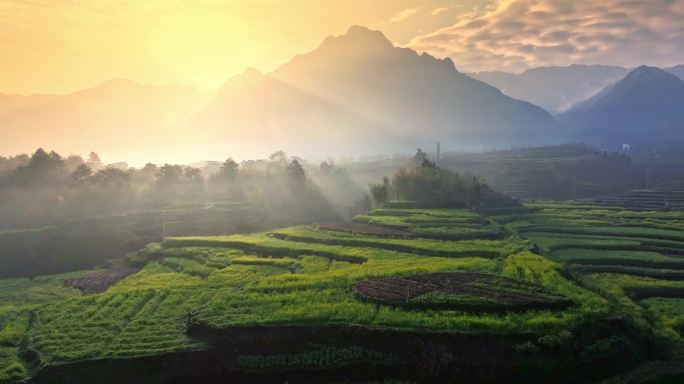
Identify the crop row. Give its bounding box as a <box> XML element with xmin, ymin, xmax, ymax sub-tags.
<box><xmin>271</xmin><ymin>227</ymin><xmax>523</xmax><ymax>259</ymax></box>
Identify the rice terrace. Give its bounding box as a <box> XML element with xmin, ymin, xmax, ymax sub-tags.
<box><xmin>1</xmin><ymin>188</ymin><xmax>684</xmax><ymax>382</ymax></box>
<box><xmin>4</xmin><ymin>1</ymin><xmax>684</xmax><ymax>382</ymax></box>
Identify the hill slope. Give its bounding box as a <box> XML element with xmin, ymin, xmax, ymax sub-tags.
<box><xmin>561</xmin><ymin>66</ymin><xmax>684</xmax><ymax>148</ymax></box>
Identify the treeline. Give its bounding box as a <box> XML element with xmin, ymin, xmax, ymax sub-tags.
<box><xmin>369</xmin><ymin>149</ymin><xmax>519</xmax><ymax>209</ymax></box>
<box><xmin>0</xmin><ymin>148</ymin><xmax>371</xmax><ymax>277</ymax></box>
<box><xmin>0</xmin><ymin>149</ymin><xmax>353</xmax><ymax>230</ymax></box>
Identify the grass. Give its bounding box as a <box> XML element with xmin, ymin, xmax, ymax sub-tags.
<box><xmin>552</xmin><ymin>249</ymin><xmax>684</xmax><ymax>269</ymax></box>
<box><xmin>272</xmin><ymin>226</ymin><xmax>527</xmax><ymax>258</ymax></box>
<box><xmin>353</xmin><ymin>209</ymin><xmax>505</xmax><ymax>240</ymax></box>
<box><xmin>640</xmin><ymin>298</ymin><xmax>684</xmax><ymax>335</ymax></box>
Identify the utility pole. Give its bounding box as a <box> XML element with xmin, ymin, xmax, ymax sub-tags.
<box><xmin>572</xmin><ymin>175</ymin><xmax>576</xmax><ymax>201</ymax></box>
<box><xmin>161</xmin><ymin>208</ymin><xmax>169</xmax><ymax>240</ymax></box>
<box><xmin>436</xmin><ymin>141</ymin><xmax>441</xmax><ymax>165</ymax></box>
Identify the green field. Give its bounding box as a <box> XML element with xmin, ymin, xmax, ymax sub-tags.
<box><xmin>1</xmin><ymin>205</ymin><xmax>684</xmax><ymax>382</ymax></box>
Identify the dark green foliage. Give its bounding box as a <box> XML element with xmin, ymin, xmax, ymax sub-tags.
<box><xmin>377</xmin><ymin>150</ymin><xmax>519</xmax><ymax>209</ymax></box>
<box><xmin>370</xmin><ymin>177</ymin><xmax>390</xmax><ymax>207</ymax></box>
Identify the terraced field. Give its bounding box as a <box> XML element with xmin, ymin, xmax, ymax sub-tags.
<box><xmin>1</xmin><ymin>205</ymin><xmax>684</xmax><ymax>382</ymax></box>
<box><xmin>353</xmin><ymin>209</ymin><xmax>504</xmax><ymax>240</ymax></box>
<box><xmin>498</xmin><ymin>203</ymin><xmax>684</xmax><ymax>344</ymax></box>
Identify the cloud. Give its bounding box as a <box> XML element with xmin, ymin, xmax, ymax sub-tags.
<box><xmin>390</xmin><ymin>6</ymin><xmax>422</xmax><ymax>23</ymax></box>
<box><xmin>408</xmin><ymin>0</ymin><xmax>684</xmax><ymax>72</ymax></box>
<box><xmin>431</xmin><ymin>6</ymin><xmax>450</xmax><ymax>16</ymax></box>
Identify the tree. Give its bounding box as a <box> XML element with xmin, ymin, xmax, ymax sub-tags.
<box><xmin>91</xmin><ymin>168</ymin><xmax>130</xmax><ymax>186</ymax></box>
<box><xmin>87</xmin><ymin>152</ymin><xmax>103</xmax><ymax>170</ymax></box>
<box><xmin>138</xmin><ymin>163</ymin><xmax>158</xmax><ymax>183</ymax></box>
<box><xmin>184</xmin><ymin>167</ymin><xmax>203</xmax><ymax>183</ymax></box>
<box><xmin>156</xmin><ymin>164</ymin><xmax>184</xmax><ymax>186</ymax></box>
<box><xmin>286</xmin><ymin>159</ymin><xmax>306</xmax><ymax>184</ymax></box>
<box><xmin>320</xmin><ymin>160</ymin><xmax>334</xmax><ymax>175</ymax></box>
<box><xmin>10</xmin><ymin>148</ymin><xmax>68</xmax><ymax>186</ymax></box>
<box><xmin>369</xmin><ymin>177</ymin><xmax>389</xmax><ymax>207</ymax></box>
<box><xmin>412</xmin><ymin>148</ymin><xmax>429</xmax><ymax>166</ymax></box>
<box><xmin>65</xmin><ymin>155</ymin><xmax>85</xmax><ymax>172</ymax></box>
<box><xmin>184</xmin><ymin>167</ymin><xmax>205</xmax><ymax>206</ymax></box>
<box><xmin>377</xmin><ymin>160</ymin><xmax>519</xmax><ymax>208</ymax></box>
<box><xmin>220</xmin><ymin>158</ymin><xmax>239</xmax><ymax>179</ymax></box>
<box><xmin>71</xmin><ymin>164</ymin><xmax>92</xmax><ymax>185</ymax></box>
<box><xmin>268</xmin><ymin>150</ymin><xmax>288</xmax><ymax>170</ymax></box>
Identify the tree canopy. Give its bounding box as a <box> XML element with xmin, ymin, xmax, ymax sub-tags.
<box><xmin>370</xmin><ymin>149</ymin><xmax>519</xmax><ymax>209</ymax></box>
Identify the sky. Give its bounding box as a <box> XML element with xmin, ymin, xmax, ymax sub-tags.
<box><xmin>1</xmin><ymin>0</ymin><xmax>684</xmax><ymax>95</ymax></box>
<box><xmin>0</xmin><ymin>0</ymin><xmax>480</xmax><ymax>95</ymax></box>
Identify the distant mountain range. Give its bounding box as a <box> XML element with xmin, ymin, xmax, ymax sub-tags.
<box><xmin>0</xmin><ymin>80</ymin><xmax>211</xmax><ymax>162</ymax></box>
<box><xmin>470</xmin><ymin>64</ymin><xmax>684</xmax><ymax>114</ymax></box>
<box><xmin>667</xmin><ymin>64</ymin><xmax>684</xmax><ymax>80</ymax></box>
<box><xmin>561</xmin><ymin>66</ymin><xmax>684</xmax><ymax>148</ymax></box>
<box><xmin>469</xmin><ymin>65</ymin><xmax>630</xmax><ymax>113</ymax></box>
<box><xmin>2</xmin><ymin>25</ymin><xmax>684</xmax><ymax>161</ymax></box>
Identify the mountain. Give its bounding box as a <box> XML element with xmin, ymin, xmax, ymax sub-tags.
<box><xmin>0</xmin><ymin>80</ymin><xmax>212</xmax><ymax>162</ymax></box>
<box><xmin>2</xmin><ymin>26</ymin><xmax>560</xmax><ymax>162</ymax></box>
<box><xmin>561</xmin><ymin>66</ymin><xmax>684</xmax><ymax>148</ymax></box>
<box><xmin>0</xmin><ymin>93</ymin><xmax>57</xmax><ymax>116</ymax></box>
<box><xmin>470</xmin><ymin>65</ymin><xmax>629</xmax><ymax>113</ymax></box>
<box><xmin>192</xmin><ymin>26</ymin><xmax>560</xmax><ymax>159</ymax></box>
<box><xmin>666</xmin><ymin>64</ymin><xmax>684</xmax><ymax>80</ymax></box>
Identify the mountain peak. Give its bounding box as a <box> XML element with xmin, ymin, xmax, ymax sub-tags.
<box><xmin>627</xmin><ymin>65</ymin><xmax>664</xmax><ymax>78</ymax></box>
<box><xmin>562</xmin><ymin>63</ymin><xmax>684</xmax><ymax>147</ymax></box>
<box><xmin>319</xmin><ymin>25</ymin><xmax>393</xmax><ymax>51</ymax></box>
<box><xmin>616</xmin><ymin>65</ymin><xmax>680</xmax><ymax>90</ymax></box>
<box><xmin>242</xmin><ymin>67</ymin><xmax>262</xmax><ymax>78</ymax></box>
<box><xmin>345</xmin><ymin>25</ymin><xmax>382</xmax><ymax>37</ymax></box>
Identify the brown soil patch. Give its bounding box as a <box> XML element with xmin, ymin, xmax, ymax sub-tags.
<box><xmin>66</xmin><ymin>267</ymin><xmax>140</xmax><ymax>293</ymax></box>
<box><xmin>355</xmin><ymin>272</ymin><xmax>571</xmax><ymax>311</ymax></box>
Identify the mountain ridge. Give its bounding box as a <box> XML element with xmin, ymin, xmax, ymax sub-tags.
<box><xmin>469</xmin><ymin>64</ymin><xmax>630</xmax><ymax>113</ymax></box>
<box><xmin>561</xmin><ymin>66</ymin><xmax>684</xmax><ymax>148</ymax></box>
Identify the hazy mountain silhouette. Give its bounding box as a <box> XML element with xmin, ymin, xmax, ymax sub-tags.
<box><xmin>192</xmin><ymin>25</ymin><xmax>560</xmax><ymax>158</ymax></box>
<box><xmin>561</xmin><ymin>66</ymin><xmax>684</xmax><ymax>148</ymax></box>
<box><xmin>2</xmin><ymin>26</ymin><xmax>559</xmax><ymax>161</ymax></box>
<box><xmin>666</xmin><ymin>64</ymin><xmax>684</xmax><ymax>80</ymax></box>
<box><xmin>470</xmin><ymin>65</ymin><xmax>629</xmax><ymax>113</ymax></box>
<box><xmin>0</xmin><ymin>80</ymin><xmax>211</xmax><ymax>161</ymax></box>
<box><xmin>191</xmin><ymin>67</ymin><xmax>381</xmax><ymax>158</ymax></box>
<box><xmin>0</xmin><ymin>93</ymin><xmax>57</xmax><ymax>116</ymax></box>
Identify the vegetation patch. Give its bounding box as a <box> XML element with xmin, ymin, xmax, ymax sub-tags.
<box><xmin>316</xmin><ymin>222</ymin><xmax>414</xmax><ymax>237</ymax></box>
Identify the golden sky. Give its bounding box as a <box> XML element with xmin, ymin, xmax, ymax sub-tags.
<box><xmin>0</xmin><ymin>0</ymin><xmax>480</xmax><ymax>95</ymax></box>
<box><xmin>3</xmin><ymin>0</ymin><xmax>683</xmax><ymax>96</ymax></box>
